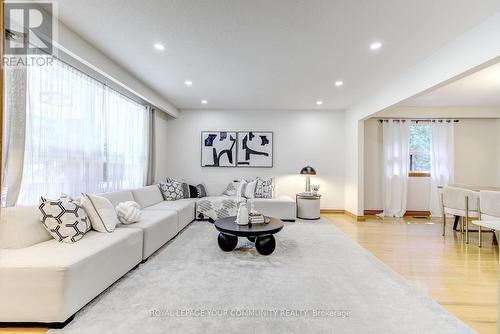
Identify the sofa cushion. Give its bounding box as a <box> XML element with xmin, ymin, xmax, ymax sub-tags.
<box><xmin>119</xmin><ymin>210</ymin><xmax>178</xmax><ymax>259</ymax></box>
<box><xmin>0</xmin><ymin>228</ymin><xmax>142</xmax><ymax>322</ymax></box>
<box><xmin>99</xmin><ymin>190</ymin><xmax>135</xmax><ymax>207</ymax></box>
<box><xmin>39</xmin><ymin>196</ymin><xmax>91</xmax><ymax>243</ymax></box>
<box><xmin>144</xmin><ymin>199</ymin><xmax>196</xmax><ymax>230</ymax></box>
<box><xmin>0</xmin><ymin>206</ymin><xmax>52</xmax><ymax>249</ymax></box>
<box><xmin>131</xmin><ymin>185</ymin><xmax>164</xmax><ymax>209</ymax></box>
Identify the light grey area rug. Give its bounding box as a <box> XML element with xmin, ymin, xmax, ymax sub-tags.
<box><xmin>49</xmin><ymin>220</ymin><xmax>473</xmax><ymax>334</ymax></box>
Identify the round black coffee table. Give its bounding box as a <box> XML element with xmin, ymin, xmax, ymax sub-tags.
<box><xmin>214</xmin><ymin>216</ymin><xmax>284</xmax><ymax>255</ymax></box>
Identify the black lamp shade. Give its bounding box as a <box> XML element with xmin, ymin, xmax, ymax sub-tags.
<box><xmin>300</xmin><ymin>166</ymin><xmax>316</xmax><ymax>175</ymax></box>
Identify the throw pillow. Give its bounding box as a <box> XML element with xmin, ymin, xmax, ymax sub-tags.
<box><xmin>222</xmin><ymin>180</ymin><xmax>240</xmax><ymax>196</ymax></box>
<box><xmin>244</xmin><ymin>179</ymin><xmax>258</xmax><ymax>199</ymax></box>
<box><xmin>39</xmin><ymin>195</ymin><xmax>91</xmax><ymax>243</ymax></box>
<box><xmin>196</xmin><ymin>183</ymin><xmax>207</xmax><ymax>198</ymax></box>
<box><xmin>116</xmin><ymin>201</ymin><xmax>142</xmax><ymax>224</ymax></box>
<box><xmin>159</xmin><ymin>179</ymin><xmax>184</xmax><ymax>201</ymax></box>
<box><xmin>80</xmin><ymin>193</ymin><xmax>119</xmax><ymax>233</ymax></box>
<box><xmin>255</xmin><ymin>177</ymin><xmax>274</xmax><ymax>199</ymax></box>
<box><xmin>237</xmin><ymin>179</ymin><xmax>248</xmax><ymax>198</ymax></box>
<box><xmin>165</xmin><ymin>177</ymin><xmax>192</xmax><ymax>199</ymax></box>
<box><xmin>188</xmin><ymin>184</ymin><xmax>198</xmax><ymax>198</ymax></box>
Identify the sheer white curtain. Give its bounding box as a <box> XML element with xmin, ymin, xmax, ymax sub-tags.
<box><xmin>2</xmin><ymin>65</ymin><xmax>27</xmax><ymax>207</ymax></box>
<box><xmin>380</xmin><ymin>120</ymin><xmax>411</xmax><ymax>217</ymax></box>
<box><xmin>429</xmin><ymin>121</ymin><xmax>454</xmax><ymax>216</ymax></box>
<box><xmin>14</xmin><ymin>59</ymin><xmax>148</xmax><ymax>205</ymax></box>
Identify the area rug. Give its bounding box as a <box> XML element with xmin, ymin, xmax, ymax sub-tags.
<box><xmin>49</xmin><ymin>219</ymin><xmax>472</xmax><ymax>333</ymax></box>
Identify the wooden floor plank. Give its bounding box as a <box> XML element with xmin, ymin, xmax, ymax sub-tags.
<box><xmin>323</xmin><ymin>213</ymin><xmax>498</xmax><ymax>334</ymax></box>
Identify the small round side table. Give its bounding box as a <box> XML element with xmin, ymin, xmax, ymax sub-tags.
<box><xmin>296</xmin><ymin>194</ymin><xmax>321</xmax><ymax>220</ymax></box>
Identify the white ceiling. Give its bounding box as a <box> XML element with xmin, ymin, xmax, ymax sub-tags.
<box><xmin>55</xmin><ymin>0</ymin><xmax>500</xmax><ymax>111</ymax></box>
<box><xmin>402</xmin><ymin>61</ymin><xmax>500</xmax><ymax>107</ymax></box>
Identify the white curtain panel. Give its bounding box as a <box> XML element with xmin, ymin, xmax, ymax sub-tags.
<box><xmin>429</xmin><ymin>121</ymin><xmax>454</xmax><ymax>217</ymax></box>
<box><xmin>380</xmin><ymin>120</ymin><xmax>410</xmax><ymax>217</ymax></box>
<box><xmin>14</xmin><ymin>59</ymin><xmax>148</xmax><ymax>205</ymax></box>
<box><xmin>2</xmin><ymin>65</ymin><xmax>27</xmax><ymax>207</ymax></box>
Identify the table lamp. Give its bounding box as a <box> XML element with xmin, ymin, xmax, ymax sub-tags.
<box><xmin>300</xmin><ymin>166</ymin><xmax>316</xmax><ymax>193</ymax></box>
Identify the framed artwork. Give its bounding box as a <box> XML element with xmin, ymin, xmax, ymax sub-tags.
<box><xmin>236</xmin><ymin>131</ymin><xmax>273</xmax><ymax>167</ymax></box>
<box><xmin>201</xmin><ymin>131</ymin><xmax>237</xmax><ymax>167</ymax></box>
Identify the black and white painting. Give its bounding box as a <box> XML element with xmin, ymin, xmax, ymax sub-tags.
<box><xmin>201</xmin><ymin>131</ymin><xmax>237</xmax><ymax>167</ymax></box>
<box><xmin>236</xmin><ymin>132</ymin><xmax>273</xmax><ymax>167</ymax></box>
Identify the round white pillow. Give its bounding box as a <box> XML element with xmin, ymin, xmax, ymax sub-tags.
<box><xmin>116</xmin><ymin>201</ymin><xmax>142</xmax><ymax>224</ymax></box>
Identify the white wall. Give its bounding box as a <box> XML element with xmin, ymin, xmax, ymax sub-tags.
<box><xmin>160</xmin><ymin>109</ymin><xmax>345</xmax><ymax>209</ymax></box>
<box><xmin>345</xmin><ymin>12</ymin><xmax>500</xmax><ymax>216</ymax></box>
<box><xmin>364</xmin><ymin>111</ymin><xmax>500</xmax><ymax>211</ymax></box>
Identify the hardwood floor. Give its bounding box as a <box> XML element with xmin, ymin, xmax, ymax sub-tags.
<box><xmin>1</xmin><ymin>214</ymin><xmax>497</xmax><ymax>334</ymax></box>
<box><xmin>323</xmin><ymin>213</ymin><xmax>499</xmax><ymax>334</ymax></box>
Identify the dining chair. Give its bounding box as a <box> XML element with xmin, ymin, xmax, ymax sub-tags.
<box><xmin>441</xmin><ymin>186</ymin><xmax>479</xmax><ymax>243</ymax></box>
<box><xmin>473</xmin><ymin>191</ymin><xmax>500</xmax><ymax>247</ymax></box>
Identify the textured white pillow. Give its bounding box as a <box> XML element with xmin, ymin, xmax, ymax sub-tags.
<box><xmin>81</xmin><ymin>194</ymin><xmax>119</xmax><ymax>233</ymax></box>
<box><xmin>116</xmin><ymin>201</ymin><xmax>142</xmax><ymax>224</ymax></box>
<box><xmin>244</xmin><ymin>179</ymin><xmax>258</xmax><ymax>199</ymax></box>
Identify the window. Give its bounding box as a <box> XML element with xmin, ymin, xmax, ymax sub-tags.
<box><xmin>7</xmin><ymin>58</ymin><xmax>148</xmax><ymax>205</ymax></box>
<box><xmin>409</xmin><ymin>124</ymin><xmax>430</xmax><ymax>174</ymax></box>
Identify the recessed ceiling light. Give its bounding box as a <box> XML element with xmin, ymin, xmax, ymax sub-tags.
<box><xmin>370</xmin><ymin>41</ymin><xmax>382</xmax><ymax>50</ymax></box>
<box><xmin>316</xmin><ymin>100</ymin><xmax>323</xmax><ymax>105</ymax></box>
<box><xmin>201</xmin><ymin>99</ymin><xmax>208</xmax><ymax>104</ymax></box>
<box><xmin>335</xmin><ymin>80</ymin><xmax>343</xmax><ymax>87</ymax></box>
<box><xmin>153</xmin><ymin>43</ymin><xmax>165</xmax><ymax>51</ymax></box>
<box><xmin>184</xmin><ymin>80</ymin><xmax>193</xmax><ymax>86</ymax></box>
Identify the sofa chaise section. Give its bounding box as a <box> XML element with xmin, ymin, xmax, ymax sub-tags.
<box><xmin>248</xmin><ymin>196</ymin><xmax>296</xmax><ymax>221</ymax></box>
<box><xmin>0</xmin><ymin>228</ymin><xmax>143</xmax><ymax>323</ymax></box>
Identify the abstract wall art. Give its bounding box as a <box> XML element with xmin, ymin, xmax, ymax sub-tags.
<box><xmin>236</xmin><ymin>131</ymin><xmax>273</xmax><ymax>167</ymax></box>
<box><xmin>201</xmin><ymin>131</ymin><xmax>237</xmax><ymax>167</ymax></box>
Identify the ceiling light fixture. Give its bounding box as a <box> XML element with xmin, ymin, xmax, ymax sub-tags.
<box><xmin>335</xmin><ymin>80</ymin><xmax>343</xmax><ymax>87</ymax></box>
<box><xmin>184</xmin><ymin>80</ymin><xmax>193</xmax><ymax>86</ymax></box>
<box><xmin>201</xmin><ymin>99</ymin><xmax>208</xmax><ymax>104</ymax></box>
<box><xmin>370</xmin><ymin>41</ymin><xmax>382</xmax><ymax>50</ymax></box>
<box><xmin>316</xmin><ymin>100</ymin><xmax>323</xmax><ymax>105</ymax></box>
<box><xmin>153</xmin><ymin>43</ymin><xmax>165</xmax><ymax>51</ymax></box>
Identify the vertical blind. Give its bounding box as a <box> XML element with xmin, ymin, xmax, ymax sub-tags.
<box><xmin>8</xmin><ymin>58</ymin><xmax>148</xmax><ymax>205</ymax></box>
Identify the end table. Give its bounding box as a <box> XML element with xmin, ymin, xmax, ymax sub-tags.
<box><xmin>296</xmin><ymin>194</ymin><xmax>321</xmax><ymax>220</ymax></box>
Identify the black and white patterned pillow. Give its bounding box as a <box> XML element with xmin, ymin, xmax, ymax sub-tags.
<box><xmin>159</xmin><ymin>180</ymin><xmax>184</xmax><ymax>201</ymax></box>
<box><xmin>196</xmin><ymin>184</ymin><xmax>207</xmax><ymax>198</ymax></box>
<box><xmin>165</xmin><ymin>177</ymin><xmax>197</xmax><ymax>199</ymax></box>
<box><xmin>255</xmin><ymin>178</ymin><xmax>273</xmax><ymax>199</ymax></box>
<box><xmin>39</xmin><ymin>195</ymin><xmax>91</xmax><ymax>243</ymax></box>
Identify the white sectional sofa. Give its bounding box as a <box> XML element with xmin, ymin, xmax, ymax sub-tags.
<box><xmin>0</xmin><ymin>182</ymin><xmax>295</xmax><ymax>326</ymax></box>
<box><xmin>0</xmin><ymin>185</ymin><xmax>195</xmax><ymax>326</ymax></box>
